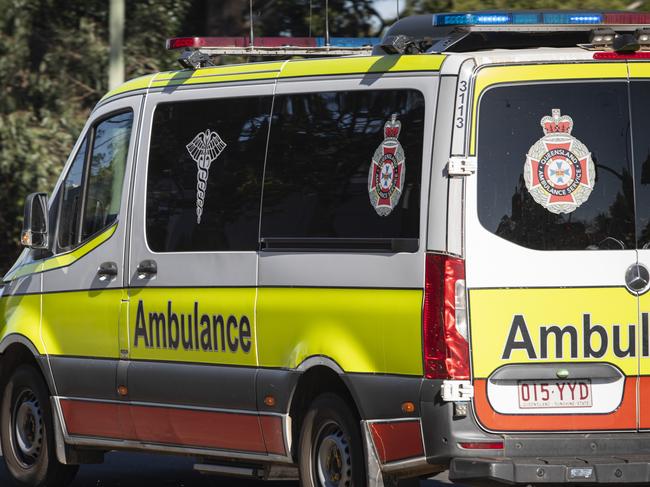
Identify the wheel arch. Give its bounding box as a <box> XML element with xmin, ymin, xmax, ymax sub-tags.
<box><xmin>287</xmin><ymin>355</ymin><xmax>365</xmax><ymax>461</ymax></box>
<box><xmin>0</xmin><ymin>334</ymin><xmax>53</xmax><ymax>393</ymax></box>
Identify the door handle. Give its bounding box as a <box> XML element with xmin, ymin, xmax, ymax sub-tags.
<box><xmin>136</xmin><ymin>260</ymin><xmax>158</xmax><ymax>279</ymax></box>
<box><xmin>97</xmin><ymin>262</ymin><xmax>118</xmax><ymax>280</ymax></box>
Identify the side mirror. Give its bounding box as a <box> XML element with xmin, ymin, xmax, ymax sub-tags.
<box><xmin>21</xmin><ymin>192</ymin><xmax>49</xmax><ymax>249</ymax></box>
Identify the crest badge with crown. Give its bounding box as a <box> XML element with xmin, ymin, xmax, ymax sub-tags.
<box><xmin>523</xmin><ymin>109</ymin><xmax>595</xmax><ymax>214</ymax></box>
<box><xmin>368</xmin><ymin>114</ymin><xmax>406</xmax><ymax>216</ymax></box>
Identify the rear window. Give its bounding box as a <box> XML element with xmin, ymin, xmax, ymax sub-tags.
<box><xmin>260</xmin><ymin>89</ymin><xmax>425</xmax><ymax>250</ymax></box>
<box><xmin>477</xmin><ymin>82</ymin><xmax>634</xmax><ymax>251</ymax></box>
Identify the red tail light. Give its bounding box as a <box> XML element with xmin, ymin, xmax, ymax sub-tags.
<box><xmin>423</xmin><ymin>254</ymin><xmax>470</xmax><ymax>379</ymax></box>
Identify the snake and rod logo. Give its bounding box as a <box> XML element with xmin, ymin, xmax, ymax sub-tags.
<box><xmin>186</xmin><ymin>130</ymin><xmax>227</xmax><ymax>224</ymax></box>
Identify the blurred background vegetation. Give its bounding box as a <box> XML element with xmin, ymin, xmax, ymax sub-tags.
<box><xmin>0</xmin><ymin>0</ymin><xmax>645</xmax><ymax>272</ymax></box>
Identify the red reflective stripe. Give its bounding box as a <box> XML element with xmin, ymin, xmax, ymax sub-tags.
<box><xmin>60</xmin><ymin>399</ymin><xmax>275</xmax><ymax>453</ymax></box>
<box><xmin>130</xmin><ymin>404</ymin><xmax>267</xmax><ymax>452</ymax></box>
<box><xmin>259</xmin><ymin>415</ymin><xmax>286</xmax><ymax>455</ymax></box>
<box><xmin>61</xmin><ymin>400</ymin><xmax>137</xmax><ymax>440</ymax></box>
<box><xmin>458</xmin><ymin>441</ymin><xmax>503</xmax><ymax>450</ymax></box>
<box><xmin>369</xmin><ymin>420</ymin><xmax>424</xmax><ymax>463</ymax></box>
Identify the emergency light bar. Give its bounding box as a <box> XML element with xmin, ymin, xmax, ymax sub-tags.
<box><xmin>375</xmin><ymin>10</ymin><xmax>650</xmax><ymax>55</ymax></box>
<box><xmin>166</xmin><ymin>36</ymin><xmax>379</xmax><ymax>58</ymax></box>
<box><xmin>433</xmin><ymin>11</ymin><xmax>650</xmax><ymax>27</ymax></box>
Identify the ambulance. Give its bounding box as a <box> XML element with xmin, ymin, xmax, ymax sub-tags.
<box><xmin>4</xmin><ymin>9</ymin><xmax>650</xmax><ymax>487</ymax></box>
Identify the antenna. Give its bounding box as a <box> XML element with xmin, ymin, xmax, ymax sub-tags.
<box><xmin>249</xmin><ymin>0</ymin><xmax>254</xmax><ymax>47</ymax></box>
<box><xmin>325</xmin><ymin>0</ymin><xmax>330</xmax><ymax>46</ymax></box>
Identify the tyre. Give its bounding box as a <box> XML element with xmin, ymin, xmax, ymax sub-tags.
<box><xmin>298</xmin><ymin>393</ymin><xmax>366</xmax><ymax>487</ymax></box>
<box><xmin>1</xmin><ymin>364</ymin><xmax>78</xmax><ymax>487</ymax></box>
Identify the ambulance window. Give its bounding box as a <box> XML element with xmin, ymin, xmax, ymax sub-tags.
<box><xmin>81</xmin><ymin>111</ymin><xmax>133</xmax><ymax>241</ymax></box>
<box><xmin>146</xmin><ymin>96</ymin><xmax>271</xmax><ymax>252</ymax></box>
<box><xmin>630</xmin><ymin>81</ymin><xmax>650</xmax><ymax>249</ymax></box>
<box><xmin>261</xmin><ymin>89</ymin><xmax>424</xmax><ymax>246</ymax></box>
<box><xmin>477</xmin><ymin>82</ymin><xmax>635</xmax><ymax>251</ymax></box>
<box><xmin>58</xmin><ymin>138</ymin><xmax>88</xmax><ymax>250</ymax></box>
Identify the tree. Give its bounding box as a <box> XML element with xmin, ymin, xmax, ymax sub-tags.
<box><xmin>0</xmin><ymin>0</ymin><xmax>189</xmax><ymax>273</ymax></box>
<box><xmin>182</xmin><ymin>0</ymin><xmax>385</xmax><ymax>39</ymax></box>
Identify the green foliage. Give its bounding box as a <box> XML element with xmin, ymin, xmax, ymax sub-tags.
<box><xmin>0</xmin><ymin>0</ymin><xmax>188</xmax><ymax>273</ymax></box>
<box><xmin>250</xmin><ymin>0</ymin><xmax>383</xmax><ymax>37</ymax></box>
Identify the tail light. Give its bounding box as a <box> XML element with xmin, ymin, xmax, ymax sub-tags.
<box><xmin>423</xmin><ymin>253</ymin><xmax>470</xmax><ymax>379</ymax></box>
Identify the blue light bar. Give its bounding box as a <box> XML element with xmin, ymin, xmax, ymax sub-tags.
<box><xmin>433</xmin><ymin>11</ymin><xmax>606</xmax><ymax>27</ymax></box>
<box><xmin>475</xmin><ymin>14</ymin><xmax>511</xmax><ymax>24</ymax></box>
<box><xmin>315</xmin><ymin>37</ymin><xmax>380</xmax><ymax>48</ymax></box>
<box><xmin>543</xmin><ymin>12</ymin><xmax>603</xmax><ymax>24</ymax></box>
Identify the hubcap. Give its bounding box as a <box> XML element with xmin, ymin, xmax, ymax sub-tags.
<box><xmin>11</xmin><ymin>390</ymin><xmax>44</xmax><ymax>467</ymax></box>
<box><xmin>315</xmin><ymin>421</ymin><xmax>352</xmax><ymax>487</ymax></box>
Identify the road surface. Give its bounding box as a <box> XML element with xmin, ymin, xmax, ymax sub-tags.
<box><xmin>0</xmin><ymin>451</ymin><xmax>454</xmax><ymax>487</ymax></box>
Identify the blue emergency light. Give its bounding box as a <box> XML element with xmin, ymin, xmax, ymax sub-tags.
<box><xmin>432</xmin><ymin>11</ymin><xmax>650</xmax><ymax>27</ymax></box>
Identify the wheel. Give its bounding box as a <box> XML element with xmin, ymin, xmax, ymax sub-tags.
<box><xmin>1</xmin><ymin>364</ymin><xmax>78</xmax><ymax>487</ymax></box>
<box><xmin>298</xmin><ymin>393</ymin><xmax>366</xmax><ymax>487</ymax></box>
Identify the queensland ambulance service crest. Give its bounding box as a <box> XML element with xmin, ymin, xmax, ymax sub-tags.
<box><xmin>368</xmin><ymin>114</ymin><xmax>405</xmax><ymax>216</ymax></box>
<box><xmin>524</xmin><ymin>109</ymin><xmax>595</xmax><ymax>214</ymax></box>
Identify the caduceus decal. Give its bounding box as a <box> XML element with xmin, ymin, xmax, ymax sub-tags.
<box><xmin>186</xmin><ymin>130</ymin><xmax>227</xmax><ymax>224</ymax></box>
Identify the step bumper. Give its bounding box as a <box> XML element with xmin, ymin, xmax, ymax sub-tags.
<box><xmin>450</xmin><ymin>456</ymin><xmax>650</xmax><ymax>483</ymax></box>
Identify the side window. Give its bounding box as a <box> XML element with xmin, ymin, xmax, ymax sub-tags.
<box><xmin>81</xmin><ymin>112</ymin><xmax>133</xmax><ymax>240</ymax></box>
<box><xmin>56</xmin><ymin>110</ymin><xmax>133</xmax><ymax>251</ymax></box>
<box><xmin>58</xmin><ymin>139</ymin><xmax>87</xmax><ymax>249</ymax></box>
<box><xmin>260</xmin><ymin>89</ymin><xmax>425</xmax><ymax>247</ymax></box>
<box><xmin>476</xmin><ymin>82</ymin><xmax>634</xmax><ymax>251</ymax></box>
<box><xmin>146</xmin><ymin>96</ymin><xmax>272</xmax><ymax>253</ymax></box>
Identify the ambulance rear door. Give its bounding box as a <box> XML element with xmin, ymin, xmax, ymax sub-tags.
<box><xmin>629</xmin><ymin>63</ymin><xmax>650</xmax><ymax>431</ymax></box>
<box><xmin>465</xmin><ymin>63</ymin><xmax>639</xmax><ymax>433</ymax></box>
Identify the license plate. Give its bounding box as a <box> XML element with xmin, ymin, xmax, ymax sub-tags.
<box><xmin>517</xmin><ymin>379</ymin><xmax>592</xmax><ymax>409</ymax></box>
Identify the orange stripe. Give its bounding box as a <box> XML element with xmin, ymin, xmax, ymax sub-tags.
<box><xmin>637</xmin><ymin>376</ymin><xmax>650</xmax><ymax>429</ymax></box>
<box><xmin>473</xmin><ymin>378</ymin><xmax>636</xmax><ymax>431</ymax></box>
<box><xmin>369</xmin><ymin>420</ymin><xmax>424</xmax><ymax>463</ymax></box>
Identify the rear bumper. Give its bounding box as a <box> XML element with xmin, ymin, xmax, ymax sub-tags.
<box><xmin>450</xmin><ymin>456</ymin><xmax>650</xmax><ymax>483</ymax></box>
<box><xmin>348</xmin><ymin>376</ymin><xmax>650</xmax><ymax>482</ymax></box>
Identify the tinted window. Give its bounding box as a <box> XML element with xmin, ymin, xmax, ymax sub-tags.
<box><xmin>477</xmin><ymin>82</ymin><xmax>634</xmax><ymax>251</ymax></box>
<box><xmin>631</xmin><ymin>81</ymin><xmax>650</xmax><ymax>249</ymax></box>
<box><xmin>146</xmin><ymin>96</ymin><xmax>271</xmax><ymax>252</ymax></box>
<box><xmin>261</xmin><ymin>90</ymin><xmax>424</xmax><ymax>244</ymax></box>
<box><xmin>81</xmin><ymin>112</ymin><xmax>133</xmax><ymax>240</ymax></box>
<box><xmin>58</xmin><ymin>139</ymin><xmax>87</xmax><ymax>249</ymax></box>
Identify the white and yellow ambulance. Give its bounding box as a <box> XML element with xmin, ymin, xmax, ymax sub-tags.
<box><xmin>4</xmin><ymin>9</ymin><xmax>650</xmax><ymax>487</ymax></box>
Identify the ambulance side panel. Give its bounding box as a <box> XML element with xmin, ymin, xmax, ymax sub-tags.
<box><xmin>256</xmin><ymin>74</ymin><xmax>436</xmax><ymax>467</ymax></box>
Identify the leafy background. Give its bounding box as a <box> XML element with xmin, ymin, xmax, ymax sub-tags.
<box><xmin>0</xmin><ymin>0</ymin><xmax>643</xmax><ymax>272</ymax></box>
